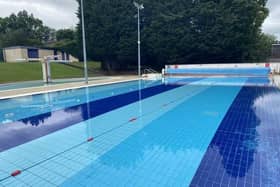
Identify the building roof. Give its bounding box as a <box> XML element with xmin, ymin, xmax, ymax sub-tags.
<box><xmin>4</xmin><ymin>46</ymin><xmax>38</xmax><ymax>50</ymax></box>
<box><xmin>3</xmin><ymin>46</ymin><xmax>62</xmax><ymax>51</ymax></box>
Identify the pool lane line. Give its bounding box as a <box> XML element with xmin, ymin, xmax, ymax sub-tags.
<box><xmin>0</xmin><ymin>138</ymin><xmax>89</xmax><ymax>182</ymax></box>
<box><xmin>60</xmin><ymin>84</ymin><xmax>245</xmax><ymax>186</ymax></box>
<box><xmin>0</xmin><ymin>79</ymin><xmax>157</xmax><ymax>123</ymax></box>
<box><xmin>1</xmin><ymin>77</ymin><xmax>205</xmax><ymax>153</ymax></box>
<box><xmin>0</xmin><ymin>83</ymin><xmax>186</xmax><ymax>152</ymax></box>
<box><xmin>0</xmin><ymin>104</ymin><xmax>160</xmax><ymax>182</ymax></box>
<box><xmin>0</xmin><ymin>85</ymin><xmax>203</xmax><ymax>183</ymax></box>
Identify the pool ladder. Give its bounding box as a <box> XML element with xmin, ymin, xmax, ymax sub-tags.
<box><xmin>142</xmin><ymin>68</ymin><xmax>162</xmax><ymax>80</ymax></box>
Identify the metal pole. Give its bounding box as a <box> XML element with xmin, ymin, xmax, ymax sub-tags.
<box><xmin>137</xmin><ymin>7</ymin><xmax>141</xmax><ymax>78</ymax></box>
<box><xmin>81</xmin><ymin>0</ymin><xmax>88</xmax><ymax>84</ymax></box>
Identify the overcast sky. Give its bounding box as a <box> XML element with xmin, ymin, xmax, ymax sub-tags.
<box><xmin>0</xmin><ymin>0</ymin><xmax>79</xmax><ymax>29</ymax></box>
<box><xmin>263</xmin><ymin>0</ymin><xmax>280</xmax><ymax>39</ymax></box>
<box><xmin>0</xmin><ymin>0</ymin><xmax>279</xmax><ymax>39</ymax></box>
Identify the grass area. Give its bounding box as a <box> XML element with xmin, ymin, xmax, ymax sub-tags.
<box><xmin>0</xmin><ymin>61</ymin><xmax>101</xmax><ymax>84</ymax></box>
<box><xmin>72</xmin><ymin>61</ymin><xmax>101</xmax><ymax>70</ymax></box>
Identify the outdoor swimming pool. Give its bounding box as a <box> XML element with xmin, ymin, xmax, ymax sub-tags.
<box><xmin>0</xmin><ymin>77</ymin><xmax>279</xmax><ymax>186</ymax></box>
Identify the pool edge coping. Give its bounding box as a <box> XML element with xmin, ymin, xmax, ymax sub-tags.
<box><xmin>0</xmin><ymin>76</ymin><xmax>140</xmax><ymax>100</ymax></box>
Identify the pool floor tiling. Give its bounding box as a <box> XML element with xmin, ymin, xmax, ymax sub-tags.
<box><xmin>190</xmin><ymin>86</ymin><xmax>280</xmax><ymax>187</ymax></box>
<box><xmin>0</xmin><ymin>78</ymin><xmax>280</xmax><ymax>187</ymax></box>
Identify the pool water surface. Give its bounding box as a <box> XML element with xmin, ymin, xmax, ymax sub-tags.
<box><xmin>0</xmin><ymin>77</ymin><xmax>279</xmax><ymax>186</ymax></box>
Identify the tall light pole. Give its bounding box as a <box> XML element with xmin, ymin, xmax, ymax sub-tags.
<box><xmin>81</xmin><ymin>0</ymin><xmax>88</xmax><ymax>84</ymax></box>
<box><xmin>134</xmin><ymin>2</ymin><xmax>144</xmax><ymax>78</ymax></box>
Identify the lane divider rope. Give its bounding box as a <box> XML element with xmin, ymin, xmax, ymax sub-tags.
<box><xmin>129</xmin><ymin>118</ymin><xmax>138</xmax><ymax>122</ymax></box>
<box><xmin>1</xmin><ymin>86</ymin><xmax>196</xmax><ymax>182</ymax></box>
<box><xmin>10</xmin><ymin>170</ymin><xmax>21</xmax><ymax>177</ymax></box>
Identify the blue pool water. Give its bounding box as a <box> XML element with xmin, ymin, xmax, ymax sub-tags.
<box><xmin>0</xmin><ymin>77</ymin><xmax>279</xmax><ymax>186</ymax></box>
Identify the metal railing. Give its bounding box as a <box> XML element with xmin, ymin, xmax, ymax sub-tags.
<box><xmin>142</xmin><ymin>67</ymin><xmax>159</xmax><ymax>75</ymax></box>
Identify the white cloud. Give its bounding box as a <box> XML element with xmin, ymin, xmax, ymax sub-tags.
<box><xmin>263</xmin><ymin>0</ymin><xmax>280</xmax><ymax>39</ymax></box>
<box><xmin>0</xmin><ymin>0</ymin><xmax>79</xmax><ymax>29</ymax></box>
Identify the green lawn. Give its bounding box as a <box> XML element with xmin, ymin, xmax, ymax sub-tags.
<box><xmin>0</xmin><ymin>61</ymin><xmax>102</xmax><ymax>84</ymax></box>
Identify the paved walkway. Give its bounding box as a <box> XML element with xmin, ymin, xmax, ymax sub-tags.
<box><xmin>0</xmin><ymin>77</ymin><xmax>115</xmax><ymax>92</ymax></box>
<box><xmin>0</xmin><ymin>76</ymin><xmax>139</xmax><ymax>100</ymax></box>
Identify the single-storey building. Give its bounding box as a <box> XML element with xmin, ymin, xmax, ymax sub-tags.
<box><xmin>2</xmin><ymin>46</ymin><xmax>79</xmax><ymax>63</ymax></box>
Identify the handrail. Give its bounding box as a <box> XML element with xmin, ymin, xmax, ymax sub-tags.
<box><xmin>142</xmin><ymin>68</ymin><xmax>159</xmax><ymax>74</ymax></box>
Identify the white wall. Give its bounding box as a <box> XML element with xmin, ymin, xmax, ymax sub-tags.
<box><xmin>165</xmin><ymin>63</ymin><xmax>267</xmax><ymax>69</ymax></box>
<box><xmin>3</xmin><ymin>48</ymin><xmax>28</xmax><ymax>62</ymax></box>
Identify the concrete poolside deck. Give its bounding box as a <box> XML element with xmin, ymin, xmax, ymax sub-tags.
<box><xmin>0</xmin><ymin>76</ymin><xmax>139</xmax><ymax>100</ymax></box>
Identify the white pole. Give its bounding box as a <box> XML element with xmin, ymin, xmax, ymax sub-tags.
<box><xmin>81</xmin><ymin>0</ymin><xmax>88</xmax><ymax>84</ymax></box>
<box><xmin>137</xmin><ymin>7</ymin><xmax>141</xmax><ymax>78</ymax></box>
<box><xmin>134</xmin><ymin>2</ymin><xmax>143</xmax><ymax>78</ymax></box>
<box><xmin>47</xmin><ymin>60</ymin><xmax>51</xmax><ymax>83</ymax></box>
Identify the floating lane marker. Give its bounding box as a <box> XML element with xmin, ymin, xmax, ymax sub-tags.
<box><xmin>162</xmin><ymin>100</ymin><xmax>178</xmax><ymax>108</ymax></box>
<box><xmin>11</xmin><ymin>170</ymin><xmax>21</xmax><ymax>177</ymax></box>
<box><xmin>87</xmin><ymin>137</ymin><xmax>94</xmax><ymax>142</ymax></box>
<box><xmin>129</xmin><ymin>117</ymin><xmax>137</xmax><ymax>122</ymax></box>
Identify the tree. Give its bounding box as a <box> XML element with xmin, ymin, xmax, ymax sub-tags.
<box><xmin>0</xmin><ymin>10</ymin><xmax>52</xmax><ymax>48</ymax></box>
<box><xmin>46</xmin><ymin>29</ymin><xmax>79</xmax><ymax>59</ymax></box>
<box><xmin>56</xmin><ymin>29</ymin><xmax>75</xmax><ymax>41</ymax></box>
<box><xmin>78</xmin><ymin>0</ymin><xmax>270</xmax><ymax>70</ymax></box>
<box><xmin>249</xmin><ymin>33</ymin><xmax>276</xmax><ymax>61</ymax></box>
<box><xmin>76</xmin><ymin>0</ymin><xmax>138</xmax><ymax>70</ymax></box>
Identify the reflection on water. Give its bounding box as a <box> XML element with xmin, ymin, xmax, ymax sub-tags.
<box><xmin>214</xmin><ymin>88</ymin><xmax>261</xmax><ymax>178</ymax></box>
<box><xmin>99</xmin><ymin>119</ymin><xmax>201</xmax><ymax>169</ymax></box>
<box><xmin>1</xmin><ymin>80</ymin><xmax>155</xmax><ymax>124</ymax></box>
<box><xmin>253</xmin><ymin>89</ymin><xmax>280</xmax><ymax>185</ymax></box>
<box><xmin>191</xmin><ymin>86</ymin><xmax>280</xmax><ymax>186</ymax></box>
<box><xmin>0</xmin><ymin>81</ymin><xmax>180</xmax><ymax>152</ymax></box>
<box><xmin>213</xmin><ymin>127</ymin><xmax>259</xmax><ymax>178</ymax></box>
<box><xmin>60</xmin><ymin>84</ymin><xmax>244</xmax><ymax>187</ymax></box>
<box><xmin>21</xmin><ymin>112</ymin><xmax>52</xmax><ymax>126</ymax></box>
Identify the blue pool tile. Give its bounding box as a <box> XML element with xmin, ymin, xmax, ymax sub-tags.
<box><xmin>0</xmin><ymin>83</ymin><xmax>183</xmax><ymax>152</ymax></box>
<box><xmin>0</xmin><ymin>178</ymin><xmax>26</xmax><ymax>187</ymax></box>
<box><xmin>191</xmin><ymin>86</ymin><xmax>280</xmax><ymax>187</ymax></box>
<box><xmin>0</xmin><ymin>80</ymin><xmax>159</xmax><ymax>124</ymax></box>
<box><xmin>1</xmin><ymin>83</ymin><xmax>208</xmax><ymax>186</ymax></box>
<box><xmin>3</xmin><ymin>77</ymin><xmax>280</xmax><ymax>186</ymax></box>
<box><xmin>59</xmin><ymin>85</ymin><xmax>243</xmax><ymax>187</ymax></box>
